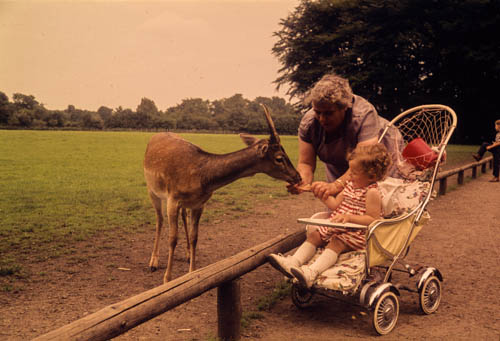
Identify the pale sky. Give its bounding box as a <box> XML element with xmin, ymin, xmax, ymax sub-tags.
<box><xmin>0</xmin><ymin>0</ymin><xmax>299</xmax><ymax>111</ymax></box>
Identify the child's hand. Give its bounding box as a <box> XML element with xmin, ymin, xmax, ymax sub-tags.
<box><xmin>330</xmin><ymin>213</ymin><xmax>351</xmax><ymax>223</ymax></box>
<box><xmin>311</xmin><ymin>181</ymin><xmax>339</xmax><ymax>201</ymax></box>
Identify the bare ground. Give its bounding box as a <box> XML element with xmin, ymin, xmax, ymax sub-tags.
<box><xmin>0</xmin><ymin>174</ymin><xmax>499</xmax><ymax>340</ymax></box>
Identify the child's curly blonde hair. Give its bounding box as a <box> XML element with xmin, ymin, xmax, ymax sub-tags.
<box><xmin>347</xmin><ymin>143</ymin><xmax>392</xmax><ymax>181</ymax></box>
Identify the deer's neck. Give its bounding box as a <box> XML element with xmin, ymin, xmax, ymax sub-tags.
<box><xmin>200</xmin><ymin>147</ymin><xmax>261</xmax><ymax>192</ymax></box>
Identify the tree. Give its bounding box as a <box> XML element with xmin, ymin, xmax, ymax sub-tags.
<box><xmin>0</xmin><ymin>91</ymin><xmax>12</xmax><ymax>124</ymax></box>
<box><xmin>136</xmin><ymin>98</ymin><xmax>158</xmax><ymax>128</ymax></box>
<box><xmin>250</xmin><ymin>96</ymin><xmax>301</xmax><ymax>134</ymax></box>
<box><xmin>8</xmin><ymin>109</ymin><xmax>33</xmax><ymax>127</ymax></box>
<box><xmin>171</xmin><ymin>98</ymin><xmax>217</xmax><ymax>130</ymax></box>
<box><xmin>136</xmin><ymin>98</ymin><xmax>158</xmax><ymax>116</ymax></box>
<box><xmin>12</xmin><ymin>93</ymin><xmax>38</xmax><ymax>110</ymax></box>
<box><xmin>82</xmin><ymin>112</ymin><xmax>104</xmax><ymax>129</ymax></box>
<box><xmin>97</xmin><ymin>106</ymin><xmax>113</xmax><ymax>122</ymax></box>
<box><xmin>212</xmin><ymin>94</ymin><xmax>251</xmax><ymax>132</ymax></box>
<box><xmin>273</xmin><ymin>0</ymin><xmax>500</xmax><ymax>143</ymax></box>
<box><xmin>46</xmin><ymin>111</ymin><xmax>68</xmax><ymax>127</ymax></box>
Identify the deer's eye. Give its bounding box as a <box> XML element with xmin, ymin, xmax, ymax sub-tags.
<box><xmin>275</xmin><ymin>155</ymin><xmax>284</xmax><ymax>163</ymax></box>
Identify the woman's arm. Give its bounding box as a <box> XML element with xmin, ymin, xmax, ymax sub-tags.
<box><xmin>297</xmin><ymin>137</ymin><xmax>316</xmax><ymax>184</ymax></box>
<box><xmin>287</xmin><ymin>137</ymin><xmax>317</xmax><ymax>194</ymax></box>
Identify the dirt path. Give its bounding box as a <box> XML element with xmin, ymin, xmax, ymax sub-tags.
<box><xmin>0</xmin><ymin>174</ymin><xmax>499</xmax><ymax>340</ymax></box>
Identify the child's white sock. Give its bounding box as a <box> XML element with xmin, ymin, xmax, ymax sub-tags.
<box><xmin>309</xmin><ymin>248</ymin><xmax>338</xmax><ymax>274</ymax></box>
<box><xmin>292</xmin><ymin>241</ymin><xmax>317</xmax><ymax>265</ymax></box>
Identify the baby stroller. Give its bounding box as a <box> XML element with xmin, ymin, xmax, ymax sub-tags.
<box><xmin>287</xmin><ymin>104</ymin><xmax>457</xmax><ymax>335</ymax></box>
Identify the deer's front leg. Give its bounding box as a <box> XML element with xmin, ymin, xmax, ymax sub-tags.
<box><xmin>164</xmin><ymin>199</ymin><xmax>180</xmax><ymax>283</ymax></box>
<box><xmin>148</xmin><ymin>191</ymin><xmax>163</xmax><ymax>271</ymax></box>
<box><xmin>188</xmin><ymin>207</ymin><xmax>203</xmax><ymax>273</ymax></box>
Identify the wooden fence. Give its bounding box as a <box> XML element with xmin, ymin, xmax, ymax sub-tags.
<box><xmin>34</xmin><ymin>231</ymin><xmax>306</xmax><ymax>341</ymax></box>
<box><xmin>436</xmin><ymin>156</ymin><xmax>493</xmax><ymax>195</ymax></box>
<box><xmin>34</xmin><ymin>156</ymin><xmax>494</xmax><ymax>341</ymax></box>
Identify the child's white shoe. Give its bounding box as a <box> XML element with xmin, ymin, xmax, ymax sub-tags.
<box><xmin>268</xmin><ymin>253</ymin><xmax>300</xmax><ymax>278</ymax></box>
<box><xmin>290</xmin><ymin>265</ymin><xmax>318</xmax><ymax>289</ymax></box>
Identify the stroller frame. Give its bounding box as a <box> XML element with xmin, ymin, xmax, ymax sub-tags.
<box><xmin>289</xmin><ymin>104</ymin><xmax>457</xmax><ymax>335</ymax></box>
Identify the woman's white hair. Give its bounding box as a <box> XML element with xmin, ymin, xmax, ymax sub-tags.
<box><xmin>304</xmin><ymin>73</ymin><xmax>354</xmax><ymax>109</ymax></box>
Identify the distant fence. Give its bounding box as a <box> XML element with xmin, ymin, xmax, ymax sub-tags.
<box><xmin>436</xmin><ymin>156</ymin><xmax>493</xmax><ymax>195</ymax></box>
<box><xmin>34</xmin><ymin>156</ymin><xmax>494</xmax><ymax>340</ymax></box>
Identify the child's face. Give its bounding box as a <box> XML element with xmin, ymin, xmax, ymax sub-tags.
<box><xmin>495</xmin><ymin>122</ymin><xmax>500</xmax><ymax>132</ymax></box>
<box><xmin>349</xmin><ymin>160</ymin><xmax>375</xmax><ymax>188</ymax></box>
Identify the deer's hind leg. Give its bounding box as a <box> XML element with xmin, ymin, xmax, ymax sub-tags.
<box><xmin>181</xmin><ymin>208</ymin><xmax>190</xmax><ymax>260</ymax></box>
<box><xmin>164</xmin><ymin>196</ymin><xmax>181</xmax><ymax>283</ymax></box>
<box><xmin>148</xmin><ymin>190</ymin><xmax>163</xmax><ymax>272</ymax></box>
<box><xmin>188</xmin><ymin>207</ymin><xmax>203</xmax><ymax>273</ymax></box>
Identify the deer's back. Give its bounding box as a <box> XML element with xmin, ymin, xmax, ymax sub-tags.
<box><xmin>144</xmin><ymin>133</ymin><xmax>202</xmax><ymax>170</ymax></box>
<box><xmin>143</xmin><ymin>133</ymin><xmax>211</xmax><ymax>204</ymax></box>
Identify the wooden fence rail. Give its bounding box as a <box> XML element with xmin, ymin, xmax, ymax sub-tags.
<box><xmin>436</xmin><ymin>156</ymin><xmax>493</xmax><ymax>195</ymax></box>
<box><xmin>34</xmin><ymin>230</ymin><xmax>306</xmax><ymax>341</ymax></box>
<box><xmin>34</xmin><ymin>156</ymin><xmax>494</xmax><ymax>340</ymax></box>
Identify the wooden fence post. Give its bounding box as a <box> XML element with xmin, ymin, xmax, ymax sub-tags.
<box><xmin>457</xmin><ymin>170</ymin><xmax>464</xmax><ymax>185</ymax></box>
<box><xmin>481</xmin><ymin>162</ymin><xmax>487</xmax><ymax>173</ymax></box>
<box><xmin>472</xmin><ymin>166</ymin><xmax>477</xmax><ymax>179</ymax></box>
<box><xmin>439</xmin><ymin>177</ymin><xmax>447</xmax><ymax>196</ymax></box>
<box><xmin>217</xmin><ymin>278</ymin><xmax>242</xmax><ymax>341</ymax></box>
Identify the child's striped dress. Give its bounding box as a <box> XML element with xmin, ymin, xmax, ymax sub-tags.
<box><xmin>317</xmin><ymin>181</ymin><xmax>379</xmax><ymax>250</ymax></box>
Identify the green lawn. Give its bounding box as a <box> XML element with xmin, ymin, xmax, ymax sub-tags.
<box><xmin>0</xmin><ymin>130</ymin><xmax>307</xmax><ymax>272</ymax></box>
<box><xmin>442</xmin><ymin>144</ymin><xmax>479</xmax><ymax>168</ymax></box>
<box><xmin>0</xmin><ymin>129</ymin><xmax>477</xmax><ymax>274</ymax></box>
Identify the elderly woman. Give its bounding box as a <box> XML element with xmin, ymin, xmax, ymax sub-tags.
<box><xmin>289</xmin><ymin>73</ymin><xmax>404</xmax><ymax>200</ymax></box>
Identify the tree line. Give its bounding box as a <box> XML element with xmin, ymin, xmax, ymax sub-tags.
<box><xmin>2</xmin><ymin>0</ymin><xmax>498</xmax><ymax>143</ymax></box>
<box><xmin>0</xmin><ymin>92</ymin><xmax>301</xmax><ymax>135</ymax></box>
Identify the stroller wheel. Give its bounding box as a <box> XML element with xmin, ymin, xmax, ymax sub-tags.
<box><xmin>372</xmin><ymin>291</ymin><xmax>399</xmax><ymax>335</ymax></box>
<box><xmin>419</xmin><ymin>275</ymin><xmax>442</xmax><ymax>314</ymax></box>
<box><xmin>291</xmin><ymin>283</ymin><xmax>314</xmax><ymax>309</ymax></box>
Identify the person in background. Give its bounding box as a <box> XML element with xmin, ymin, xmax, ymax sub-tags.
<box><xmin>472</xmin><ymin>119</ymin><xmax>500</xmax><ymax>182</ymax></box>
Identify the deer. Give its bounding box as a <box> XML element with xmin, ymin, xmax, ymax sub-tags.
<box><xmin>143</xmin><ymin>105</ymin><xmax>302</xmax><ymax>282</ymax></box>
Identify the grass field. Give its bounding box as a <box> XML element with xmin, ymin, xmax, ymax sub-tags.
<box><xmin>0</xmin><ymin>130</ymin><xmax>478</xmax><ymax>275</ymax></box>
<box><xmin>0</xmin><ymin>130</ymin><xmax>310</xmax><ymax>274</ymax></box>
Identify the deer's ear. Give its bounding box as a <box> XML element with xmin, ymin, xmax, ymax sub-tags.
<box><xmin>240</xmin><ymin>133</ymin><xmax>259</xmax><ymax>146</ymax></box>
<box><xmin>256</xmin><ymin>143</ymin><xmax>269</xmax><ymax>158</ymax></box>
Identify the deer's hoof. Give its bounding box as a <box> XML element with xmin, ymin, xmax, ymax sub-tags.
<box><xmin>149</xmin><ymin>266</ymin><xmax>158</xmax><ymax>272</ymax></box>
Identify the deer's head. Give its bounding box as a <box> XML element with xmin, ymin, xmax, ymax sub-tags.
<box><xmin>239</xmin><ymin>105</ymin><xmax>302</xmax><ymax>185</ymax></box>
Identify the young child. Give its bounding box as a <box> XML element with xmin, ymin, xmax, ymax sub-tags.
<box><xmin>268</xmin><ymin>143</ymin><xmax>391</xmax><ymax>288</ymax></box>
<box><xmin>472</xmin><ymin>119</ymin><xmax>500</xmax><ymax>182</ymax></box>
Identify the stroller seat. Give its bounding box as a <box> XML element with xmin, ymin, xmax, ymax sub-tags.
<box><xmin>313</xmin><ymin>250</ymin><xmax>366</xmax><ymax>293</ymax></box>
